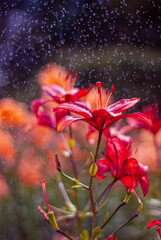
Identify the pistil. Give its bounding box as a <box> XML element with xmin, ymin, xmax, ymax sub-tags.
<box><xmin>96</xmin><ymin>81</ymin><xmax>103</xmax><ymax>109</ymax></box>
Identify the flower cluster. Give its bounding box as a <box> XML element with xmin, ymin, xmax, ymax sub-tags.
<box><xmin>1</xmin><ymin>63</ymin><xmax>161</xmax><ymax>240</ymax></box>
<box><xmin>31</xmin><ymin>64</ymin><xmax>157</xmax><ymax>240</ymax></box>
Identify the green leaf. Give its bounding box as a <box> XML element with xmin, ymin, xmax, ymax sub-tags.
<box><xmin>92</xmin><ymin>227</ymin><xmax>102</xmax><ymax>237</ymax></box>
<box><xmin>72</xmin><ymin>178</ymin><xmax>89</xmax><ymax>190</ymax></box>
<box><xmin>90</xmin><ymin>152</ymin><xmax>94</xmax><ymax>161</ymax></box>
<box><xmin>73</xmin><ymin>177</ymin><xmax>80</xmax><ymax>185</ymax></box>
<box><xmin>103</xmin><ymin>212</ymin><xmax>109</xmax><ymax>224</ymax></box>
<box><xmin>80</xmin><ymin>230</ymin><xmax>89</xmax><ymax>240</ymax></box>
<box><xmin>80</xmin><ymin>212</ymin><xmax>93</xmax><ymax>220</ymax></box>
<box><xmin>89</xmin><ymin>162</ymin><xmax>97</xmax><ymax>176</ymax></box>
<box><xmin>97</xmin><ymin>198</ymin><xmax>109</xmax><ymax>213</ymax></box>
<box><xmin>69</xmin><ymin>138</ymin><xmax>75</xmax><ymax>148</ymax></box>
<box><xmin>71</xmin><ymin>185</ymin><xmax>84</xmax><ymax>189</ymax></box>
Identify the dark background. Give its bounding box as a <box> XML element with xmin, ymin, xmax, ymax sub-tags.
<box><xmin>0</xmin><ymin>0</ymin><xmax>160</xmax><ymax>107</ymax></box>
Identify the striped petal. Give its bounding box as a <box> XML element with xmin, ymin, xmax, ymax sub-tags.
<box><xmin>104</xmin><ymin>112</ymin><xmax>152</xmax><ymax>129</ymax></box>
<box><xmin>107</xmin><ymin>98</ymin><xmax>140</xmax><ymax>113</ymax></box>
<box><xmin>42</xmin><ymin>84</ymin><xmax>67</xmax><ymax>97</ymax></box>
<box><xmin>53</xmin><ymin>102</ymin><xmax>92</xmax><ymax>118</ymax></box>
<box><xmin>57</xmin><ymin>115</ymin><xmax>85</xmax><ymax>132</ymax></box>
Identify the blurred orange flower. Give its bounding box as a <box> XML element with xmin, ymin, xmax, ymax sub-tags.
<box><xmin>132</xmin><ymin>129</ymin><xmax>161</xmax><ymax>171</ymax></box>
<box><xmin>17</xmin><ymin>148</ymin><xmax>44</xmax><ymax>187</ymax></box>
<box><xmin>0</xmin><ymin>129</ymin><xmax>16</xmax><ymax>166</ymax></box>
<box><xmin>27</xmin><ymin>125</ymin><xmax>57</xmax><ymax>150</ymax></box>
<box><xmin>0</xmin><ymin>175</ymin><xmax>9</xmax><ymax>201</ymax></box>
<box><xmin>0</xmin><ymin>98</ymin><xmax>31</xmax><ymax>128</ymax></box>
<box><xmin>17</xmin><ymin>147</ymin><xmax>57</xmax><ymax>187</ymax></box>
<box><xmin>38</xmin><ymin>63</ymin><xmax>68</xmax><ymax>88</ymax></box>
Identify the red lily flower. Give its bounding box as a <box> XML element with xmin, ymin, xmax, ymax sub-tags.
<box><xmin>31</xmin><ymin>99</ymin><xmax>57</xmax><ymax>129</ymax></box>
<box><xmin>42</xmin><ymin>69</ymin><xmax>93</xmax><ymax>103</ymax></box>
<box><xmin>95</xmin><ymin>137</ymin><xmax>149</xmax><ymax>196</ymax></box>
<box><xmin>108</xmin><ymin>235</ymin><xmax>117</xmax><ymax>240</ymax></box>
<box><xmin>147</xmin><ymin>219</ymin><xmax>161</xmax><ymax>238</ymax></box>
<box><xmin>53</xmin><ymin>82</ymin><xmax>152</xmax><ymax>132</ymax></box>
<box><xmin>127</xmin><ymin>103</ymin><xmax>161</xmax><ymax>135</ymax></box>
<box><xmin>31</xmin><ymin>98</ymin><xmax>69</xmax><ymax>130</ymax></box>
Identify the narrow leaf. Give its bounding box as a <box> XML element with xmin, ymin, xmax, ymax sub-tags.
<box><xmin>71</xmin><ymin>185</ymin><xmax>84</xmax><ymax>189</ymax></box>
<box><xmin>73</xmin><ymin>177</ymin><xmax>80</xmax><ymax>185</ymax></box>
<box><xmin>90</xmin><ymin>152</ymin><xmax>95</xmax><ymax>161</ymax></box>
<box><xmin>97</xmin><ymin>198</ymin><xmax>109</xmax><ymax>213</ymax></box>
<box><xmin>103</xmin><ymin>212</ymin><xmax>109</xmax><ymax>224</ymax></box>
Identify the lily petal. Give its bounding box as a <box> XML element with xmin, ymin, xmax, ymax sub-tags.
<box><xmin>127</xmin><ymin>112</ymin><xmax>152</xmax><ymax>127</ymax></box>
<box><xmin>147</xmin><ymin>219</ymin><xmax>161</xmax><ymax>229</ymax></box>
<box><xmin>57</xmin><ymin>115</ymin><xmax>85</xmax><ymax>132</ymax></box>
<box><xmin>120</xmin><ymin>175</ymin><xmax>138</xmax><ymax>192</ymax></box>
<box><xmin>107</xmin><ymin>98</ymin><xmax>140</xmax><ymax>113</ymax></box>
<box><xmin>95</xmin><ymin>158</ymin><xmax>112</xmax><ymax>179</ymax></box>
<box><xmin>53</xmin><ymin>102</ymin><xmax>92</xmax><ymax>118</ymax></box>
<box><xmin>31</xmin><ymin>99</ymin><xmax>50</xmax><ymax>115</ymax></box>
<box><xmin>105</xmin><ymin>137</ymin><xmax>130</xmax><ymax>171</ymax></box>
<box><xmin>42</xmin><ymin>84</ymin><xmax>67</xmax><ymax>98</ymax></box>
<box><xmin>138</xmin><ymin>175</ymin><xmax>149</xmax><ymax>196</ymax></box>
<box><xmin>104</xmin><ymin>112</ymin><xmax>152</xmax><ymax>129</ymax></box>
<box><xmin>72</xmin><ymin>84</ymin><xmax>94</xmax><ymax>101</ymax></box>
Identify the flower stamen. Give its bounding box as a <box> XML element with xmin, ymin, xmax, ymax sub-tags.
<box><xmin>66</xmin><ymin>69</ymin><xmax>73</xmax><ymax>92</ymax></box>
<box><xmin>71</xmin><ymin>72</ymin><xmax>79</xmax><ymax>90</ymax></box>
<box><xmin>92</xmin><ymin>87</ymin><xmax>98</xmax><ymax>109</ymax></box>
<box><xmin>105</xmin><ymin>84</ymin><xmax>115</xmax><ymax>109</ymax></box>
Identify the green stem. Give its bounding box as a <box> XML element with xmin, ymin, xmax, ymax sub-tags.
<box><xmin>153</xmin><ymin>134</ymin><xmax>160</xmax><ymax>169</ymax></box>
<box><xmin>94</xmin><ymin>130</ymin><xmax>103</xmax><ymax>163</ymax></box>
<box><xmin>107</xmin><ymin>191</ymin><xmax>141</xmax><ymax>238</ymax></box>
<box><xmin>107</xmin><ymin>212</ymin><xmax>138</xmax><ymax>238</ymax></box>
<box><xmin>95</xmin><ymin>179</ymin><xmax>116</xmax><ymax>213</ymax></box>
<box><xmin>89</xmin><ymin>130</ymin><xmax>103</xmax><ymax>234</ymax></box>
<box><xmin>68</xmin><ymin>125</ymin><xmax>82</xmax><ymax>233</ymax></box>
<box><xmin>89</xmin><ymin>177</ymin><xmax>96</xmax><ymax>230</ymax></box>
<box><xmin>69</xmin><ymin>125</ymin><xmax>78</xmax><ymax>178</ymax></box>
<box><xmin>101</xmin><ymin>201</ymin><xmax>127</xmax><ymax>229</ymax></box>
<box><xmin>57</xmin><ymin>228</ymin><xmax>75</xmax><ymax>240</ymax></box>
